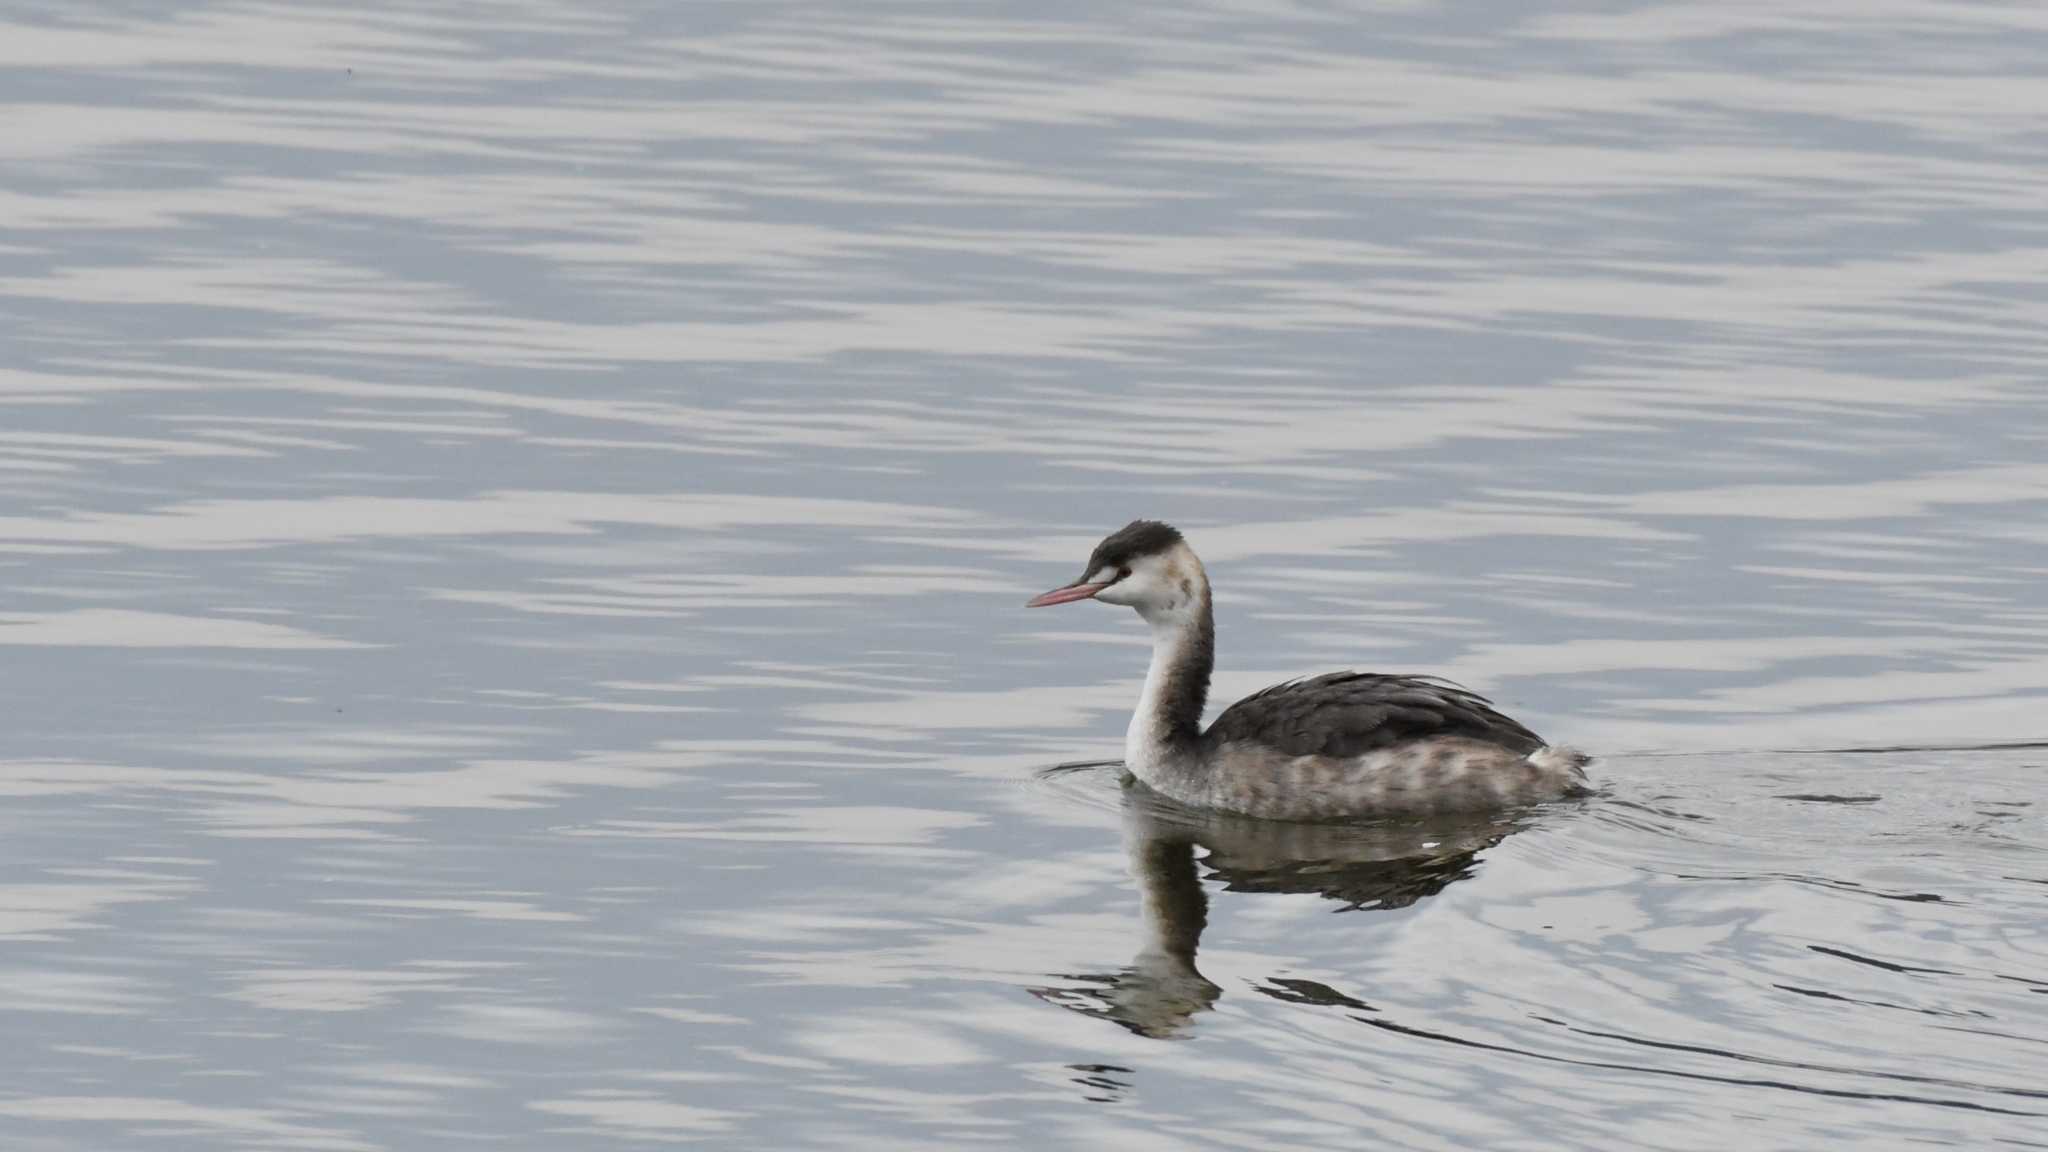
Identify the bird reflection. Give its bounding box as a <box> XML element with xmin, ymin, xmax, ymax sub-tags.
<box><xmin>1035</xmin><ymin>780</ymin><xmax>1527</xmax><ymax>1038</ymax></box>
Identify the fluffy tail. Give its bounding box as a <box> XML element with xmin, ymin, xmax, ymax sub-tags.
<box><xmin>1528</xmin><ymin>744</ymin><xmax>1595</xmax><ymax>796</ymax></box>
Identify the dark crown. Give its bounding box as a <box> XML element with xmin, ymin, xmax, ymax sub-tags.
<box><xmin>1085</xmin><ymin>520</ymin><xmax>1184</xmax><ymax>574</ymax></box>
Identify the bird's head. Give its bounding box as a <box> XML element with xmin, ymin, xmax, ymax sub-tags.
<box><xmin>1026</xmin><ymin>520</ymin><xmax>1207</xmax><ymax>623</ymax></box>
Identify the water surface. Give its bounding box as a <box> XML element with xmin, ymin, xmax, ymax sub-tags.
<box><xmin>3</xmin><ymin>2</ymin><xmax>2046</xmax><ymax>1147</ymax></box>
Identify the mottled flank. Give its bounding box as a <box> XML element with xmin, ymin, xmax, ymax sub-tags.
<box><xmin>1192</xmin><ymin>737</ymin><xmax>1590</xmax><ymax>822</ymax></box>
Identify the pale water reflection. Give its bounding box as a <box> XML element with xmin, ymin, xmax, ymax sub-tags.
<box><xmin>1036</xmin><ymin>771</ymin><xmax>1528</xmax><ymax>1039</ymax></box>
<box><xmin>3</xmin><ymin>0</ymin><xmax>2048</xmax><ymax>1147</ymax></box>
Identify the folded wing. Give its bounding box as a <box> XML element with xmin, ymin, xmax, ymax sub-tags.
<box><xmin>1204</xmin><ymin>672</ymin><xmax>1546</xmax><ymax>760</ymax></box>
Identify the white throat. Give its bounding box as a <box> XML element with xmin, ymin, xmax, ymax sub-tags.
<box><xmin>1125</xmin><ymin>609</ymin><xmax>1198</xmax><ymax>786</ymax></box>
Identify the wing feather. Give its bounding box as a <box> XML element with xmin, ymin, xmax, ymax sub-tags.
<box><xmin>1204</xmin><ymin>672</ymin><xmax>1545</xmax><ymax>759</ymax></box>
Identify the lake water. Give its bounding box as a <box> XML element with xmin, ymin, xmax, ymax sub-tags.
<box><xmin>3</xmin><ymin>2</ymin><xmax>2046</xmax><ymax>1147</ymax></box>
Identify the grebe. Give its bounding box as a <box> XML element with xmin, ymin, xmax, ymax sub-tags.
<box><xmin>1026</xmin><ymin>520</ymin><xmax>1591</xmax><ymax>821</ymax></box>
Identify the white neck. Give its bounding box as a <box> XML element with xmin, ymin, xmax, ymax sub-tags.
<box><xmin>1123</xmin><ymin>596</ymin><xmax>1213</xmax><ymax>800</ymax></box>
<box><xmin>1125</xmin><ymin>617</ymin><xmax>1186</xmax><ymax>780</ymax></box>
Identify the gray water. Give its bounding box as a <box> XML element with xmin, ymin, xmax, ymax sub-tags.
<box><xmin>3</xmin><ymin>2</ymin><xmax>2047</xmax><ymax>1148</ymax></box>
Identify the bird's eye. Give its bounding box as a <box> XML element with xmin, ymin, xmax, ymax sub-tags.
<box><xmin>1117</xmin><ymin>566</ymin><xmax>1131</xmax><ymax>580</ymax></box>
